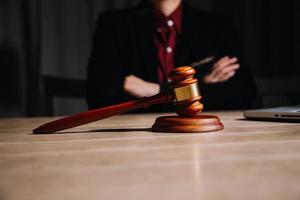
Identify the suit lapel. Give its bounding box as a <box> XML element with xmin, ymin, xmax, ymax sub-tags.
<box><xmin>133</xmin><ymin>3</ymin><xmax>158</xmax><ymax>82</ymax></box>
<box><xmin>175</xmin><ymin>3</ymin><xmax>196</xmax><ymax>67</ymax></box>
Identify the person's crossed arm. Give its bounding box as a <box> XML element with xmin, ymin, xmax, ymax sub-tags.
<box><xmin>123</xmin><ymin>55</ymin><xmax>240</xmax><ymax>98</ymax></box>
<box><xmin>123</xmin><ymin>75</ymin><xmax>160</xmax><ymax>98</ymax></box>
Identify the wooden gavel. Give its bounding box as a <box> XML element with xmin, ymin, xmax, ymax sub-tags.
<box><xmin>33</xmin><ymin>66</ymin><xmax>206</xmax><ymax>134</ymax></box>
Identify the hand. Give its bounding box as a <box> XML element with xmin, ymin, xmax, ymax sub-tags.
<box><xmin>203</xmin><ymin>56</ymin><xmax>240</xmax><ymax>84</ymax></box>
<box><xmin>123</xmin><ymin>75</ymin><xmax>160</xmax><ymax>98</ymax></box>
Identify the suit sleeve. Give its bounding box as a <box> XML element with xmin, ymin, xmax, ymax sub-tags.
<box><xmin>87</xmin><ymin>13</ymin><xmax>129</xmax><ymax>109</ymax></box>
<box><xmin>199</xmin><ymin>17</ymin><xmax>257</xmax><ymax>110</ymax></box>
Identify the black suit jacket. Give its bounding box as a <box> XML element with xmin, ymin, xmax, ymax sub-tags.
<box><xmin>87</xmin><ymin>1</ymin><xmax>257</xmax><ymax>111</ymax></box>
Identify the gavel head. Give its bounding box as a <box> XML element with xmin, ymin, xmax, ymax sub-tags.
<box><xmin>168</xmin><ymin>66</ymin><xmax>203</xmax><ymax>117</ymax></box>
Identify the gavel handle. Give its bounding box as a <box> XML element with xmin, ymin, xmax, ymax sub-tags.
<box><xmin>33</xmin><ymin>93</ymin><xmax>173</xmax><ymax>134</ymax></box>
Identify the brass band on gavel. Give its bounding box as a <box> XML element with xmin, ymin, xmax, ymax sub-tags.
<box><xmin>173</xmin><ymin>82</ymin><xmax>201</xmax><ymax>102</ymax></box>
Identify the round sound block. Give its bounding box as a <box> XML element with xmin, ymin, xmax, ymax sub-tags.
<box><xmin>152</xmin><ymin>115</ymin><xmax>224</xmax><ymax>133</ymax></box>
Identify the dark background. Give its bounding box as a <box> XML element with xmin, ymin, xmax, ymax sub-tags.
<box><xmin>0</xmin><ymin>0</ymin><xmax>299</xmax><ymax>117</ymax></box>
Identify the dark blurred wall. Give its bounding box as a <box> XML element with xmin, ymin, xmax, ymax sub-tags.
<box><xmin>213</xmin><ymin>0</ymin><xmax>299</xmax><ymax>77</ymax></box>
<box><xmin>0</xmin><ymin>0</ymin><xmax>26</xmax><ymax>117</ymax></box>
<box><xmin>0</xmin><ymin>0</ymin><xmax>299</xmax><ymax>116</ymax></box>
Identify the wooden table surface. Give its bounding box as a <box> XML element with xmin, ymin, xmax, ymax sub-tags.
<box><xmin>1</xmin><ymin>112</ymin><xmax>300</xmax><ymax>200</ymax></box>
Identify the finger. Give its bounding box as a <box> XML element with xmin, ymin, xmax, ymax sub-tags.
<box><xmin>212</xmin><ymin>56</ymin><xmax>229</xmax><ymax>69</ymax></box>
<box><xmin>217</xmin><ymin>57</ymin><xmax>238</xmax><ymax>69</ymax></box>
<box><xmin>216</xmin><ymin>56</ymin><xmax>229</xmax><ymax>65</ymax></box>
<box><xmin>210</xmin><ymin>63</ymin><xmax>239</xmax><ymax>81</ymax></box>
<box><xmin>213</xmin><ymin>57</ymin><xmax>238</xmax><ymax>72</ymax></box>
<box><xmin>204</xmin><ymin>74</ymin><xmax>219</xmax><ymax>84</ymax></box>
<box><xmin>218</xmin><ymin>71</ymin><xmax>236</xmax><ymax>82</ymax></box>
<box><xmin>214</xmin><ymin>63</ymin><xmax>239</xmax><ymax>79</ymax></box>
<box><xmin>209</xmin><ymin>57</ymin><xmax>228</xmax><ymax>79</ymax></box>
<box><xmin>203</xmin><ymin>60</ymin><xmax>239</xmax><ymax>84</ymax></box>
<box><xmin>211</xmin><ymin>58</ymin><xmax>238</xmax><ymax>78</ymax></box>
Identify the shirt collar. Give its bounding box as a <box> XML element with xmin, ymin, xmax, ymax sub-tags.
<box><xmin>153</xmin><ymin>3</ymin><xmax>182</xmax><ymax>34</ymax></box>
